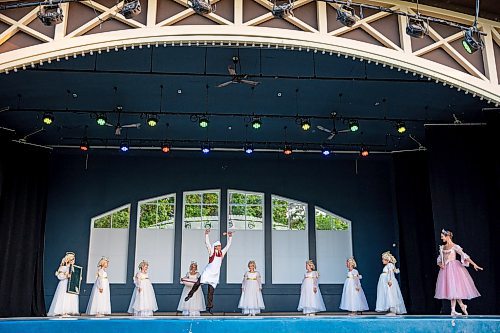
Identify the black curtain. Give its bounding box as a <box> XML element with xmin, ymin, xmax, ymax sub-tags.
<box><xmin>426</xmin><ymin>121</ymin><xmax>499</xmax><ymax>315</ymax></box>
<box><xmin>393</xmin><ymin>151</ymin><xmax>440</xmax><ymax>314</ymax></box>
<box><xmin>0</xmin><ymin>138</ymin><xmax>50</xmax><ymax>317</ymax></box>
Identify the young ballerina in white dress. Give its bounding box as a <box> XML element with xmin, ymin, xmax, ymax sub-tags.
<box><xmin>47</xmin><ymin>252</ymin><xmax>80</xmax><ymax>316</ymax></box>
<box><xmin>128</xmin><ymin>260</ymin><xmax>158</xmax><ymax>317</ymax></box>
<box><xmin>375</xmin><ymin>251</ymin><xmax>406</xmax><ymax>315</ymax></box>
<box><xmin>86</xmin><ymin>257</ymin><xmax>111</xmax><ymax>316</ymax></box>
<box><xmin>340</xmin><ymin>257</ymin><xmax>369</xmax><ymax>315</ymax></box>
<box><xmin>298</xmin><ymin>260</ymin><xmax>326</xmax><ymax>316</ymax></box>
<box><xmin>177</xmin><ymin>262</ymin><xmax>206</xmax><ymax>316</ymax></box>
<box><xmin>238</xmin><ymin>260</ymin><xmax>265</xmax><ymax>316</ymax></box>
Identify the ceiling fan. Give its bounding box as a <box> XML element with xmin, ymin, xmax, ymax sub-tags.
<box><xmin>216</xmin><ymin>56</ymin><xmax>260</xmax><ymax>88</ymax></box>
<box><xmin>12</xmin><ymin>127</ymin><xmax>53</xmax><ymax>150</ymax></box>
<box><xmin>105</xmin><ymin>106</ymin><xmax>141</xmax><ymax>136</ymax></box>
<box><xmin>317</xmin><ymin>112</ymin><xmax>351</xmax><ymax>140</ymax></box>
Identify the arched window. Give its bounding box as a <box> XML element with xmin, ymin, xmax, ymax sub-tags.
<box><xmin>135</xmin><ymin>194</ymin><xmax>176</xmax><ymax>283</ymax></box>
<box><xmin>87</xmin><ymin>204</ymin><xmax>130</xmax><ymax>283</ymax></box>
<box><xmin>226</xmin><ymin>190</ymin><xmax>265</xmax><ymax>283</ymax></box>
<box><xmin>181</xmin><ymin>190</ymin><xmax>221</xmax><ymax>279</ymax></box>
<box><xmin>315</xmin><ymin>207</ymin><xmax>352</xmax><ymax>283</ymax></box>
<box><xmin>271</xmin><ymin>195</ymin><xmax>308</xmax><ymax>283</ymax></box>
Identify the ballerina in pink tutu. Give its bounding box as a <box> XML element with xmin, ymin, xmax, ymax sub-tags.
<box><xmin>435</xmin><ymin>229</ymin><xmax>483</xmax><ymax>316</ymax></box>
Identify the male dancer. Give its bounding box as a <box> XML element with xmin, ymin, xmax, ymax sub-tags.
<box><xmin>184</xmin><ymin>228</ymin><xmax>233</xmax><ymax>314</ymax></box>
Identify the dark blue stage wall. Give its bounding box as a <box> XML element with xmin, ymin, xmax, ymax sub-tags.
<box><xmin>43</xmin><ymin>152</ymin><xmax>397</xmax><ymax>313</ymax></box>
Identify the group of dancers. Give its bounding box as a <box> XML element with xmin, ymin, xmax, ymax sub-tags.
<box><xmin>47</xmin><ymin>228</ymin><xmax>482</xmax><ymax>317</ymax></box>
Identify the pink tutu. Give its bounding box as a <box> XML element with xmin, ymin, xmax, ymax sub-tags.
<box><xmin>435</xmin><ymin>260</ymin><xmax>480</xmax><ymax>300</ymax></box>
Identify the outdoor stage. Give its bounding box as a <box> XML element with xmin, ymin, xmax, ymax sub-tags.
<box><xmin>0</xmin><ymin>315</ymin><xmax>499</xmax><ymax>333</ymax></box>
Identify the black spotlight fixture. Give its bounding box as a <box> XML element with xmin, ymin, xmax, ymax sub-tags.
<box><xmin>188</xmin><ymin>0</ymin><xmax>214</xmax><ymax>15</ymax></box>
<box><xmin>360</xmin><ymin>146</ymin><xmax>369</xmax><ymax>157</ymax></box>
<box><xmin>406</xmin><ymin>17</ymin><xmax>427</xmax><ymax>38</ymax></box>
<box><xmin>348</xmin><ymin>120</ymin><xmax>359</xmax><ymax>132</ymax></box>
<box><xmin>396</xmin><ymin>121</ymin><xmax>406</xmax><ymax>134</ymax></box>
<box><xmin>119</xmin><ymin>0</ymin><xmax>142</xmax><ymax>19</ymax></box>
<box><xmin>80</xmin><ymin>138</ymin><xmax>89</xmax><ymax>151</ymax></box>
<box><xmin>271</xmin><ymin>0</ymin><xmax>294</xmax><ymax>18</ymax></box>
<box><xmin>462</xmin><ymin>28</ymin><xmax>483</xmax><ymax>54</ymax></box>
<box><xmin>244</xmin><ymin>143</ymin><xmax>254</xmax><ymax>154</ymax></box>
<box><xmin>37</xmin><ymin>3</ymin><xmax>64</xmax><ymax>26</ymax></box>
<box><xmin>42</xmin><ymin>112</ymin><xmax>54</xmax><ymax>125</ymax></box>
<box><xmin>321</xmin><ymin>146</ymin><xmax>331</xmax><ymax>156</ymax></box>
<box><xmin>300</xmin><ymin>118</ymin><xmax>311</xmax><ymax>131</ymax></box>
<box><xmin>120</xmin><ymin>140</ymin><xmax>130</xmax><ymax>152</ymax></box>
<box><xmin>201</xmin><ymin>142</ymin><xmax>211</xmax><ymax>154</ymax></box>
<box><xmin>199</xmin><ymin>116</ymin><xmax>209</xmax><ymax>128</ymax></box>
<box><xmin>147</xmin><ymin>114</ymin><xmax>159</xmax><ymax>127</ymax></box>
<box><xmin>251</xmin><ymin>117</ymin><xmax>262</xmax><ymax>129</ymax></box>
<box><xmin>161</xmin><ymin>142</ymin><xmax>171</xmax><ymax>153</ymax></box>
<box><xmin>96</xmin><ymin>113</ymin><xmax>107</xmax><ymax>126</ymax></box>
<box><xmin>336</xmin><ymin>4</ymin><xmax>357</xmax><ymax>27</ymax></box>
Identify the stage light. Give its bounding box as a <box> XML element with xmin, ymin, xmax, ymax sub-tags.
<box><xmin>244</xmin><ymin>143</ymin><xmax>254</xmax><ymax>154</ymax></box>
<box><xmin>462</xmin><ymin>28</ymin><xmax>483</xmax><ymax>54</ymax></box>
<box><xmin>321</xmin><ymin>147</ymin><xmax>331</xmax><ymax>156</ymax></box>
<box><xmin>252</xmin><ymin>117</ymin><xmax>262</xmax><ymax>129</ymax></box>
<box><xmin>349</xmin><ymin>120</ymin><xmax>359</xmax><ymax>132</ymax></box>
<box><xmin>161</xmin><ymin>142</ymin><xmax>171</xmax><ymax>153</ymax></box>
<box><xmin>42</xmin><ymin>112</ymin><xmax>54</xmax><ymax>125</ymax></box>
<box><xmin>147</xmin><ymin>115</ymin><xmax>158</xmax><ymax>127</ymax></box>
<box><xmin>199</xmin><ymin>117</ymin><xmax>209</xmax><ymax>128</ymax></box>
<box><xmin>336</xmin><ymin>4</ymin><xmax>357</xmax><ymax>27</ymax></box>
<box><xmin>119</xmin><ymin>0</ymin><xmax>142</xmax><ymax>19</ymax></box>
<box><xmin>201</xmin><ymin>142</ymin><xmax>210</xmax><ymax>154</ymax></box>
<box><xmin>360</xmin><ymin>146</ymin><xmax>369</xmax><ymax>157</ymax></box>
<box><xmin>301</xmin><ymin>119</ymin><xmax>311</xmax><ymax>131</ymax></box>
<box><xmin>271</xmin><ymin>0</ymin><xmax>293</xmax><ymax>18</ymax></box>
<box><xmin>37</xmin><ymin>4</ymin><xmax>64</xmax><ymax>26</ymax></box>
<box><xmin>120</xmin><ymin>140</ymin><xmax>129</xmax><ymax>152</ymax></box>
<box><xmin>80</xmin><ymin>138</ymin><xmax>89</xmax><ymax>151</ymax></box>
<box><xmin>396</xmin><ymin>121</ymin><xmax>406</xmax><ymax>134</ymax></box>
<box><xmin>96</xmin><ymin>114</ymin><xmax>107</xmax><ymax>126</ymax></box>
<box><xmin>406</xmin><ymin>17</ymin><xmax>427</xmax><ymax>38</ymax></box>
<box><xmin>283</xmin><ymin>144</ymin><xmax>292</xmax><ymax>155</ymax></box>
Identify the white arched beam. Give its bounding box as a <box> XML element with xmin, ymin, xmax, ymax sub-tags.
<box><xmin>0</xmin><ymin>25</ymin><xmax>498</xmax><ymax>104</ymax></box>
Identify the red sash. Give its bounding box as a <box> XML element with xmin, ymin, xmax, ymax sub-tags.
<box><xmin>208</xmin><ymin>250</ymin><xmax>222</xmax><ymax>263</ymax></box>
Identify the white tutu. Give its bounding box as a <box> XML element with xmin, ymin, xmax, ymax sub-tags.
<box><xmin>86</xmin><ymin>269</ymin><xmax>111</xmax><ymax>315</ymax></box>
<box><xmin>128</xmin><ymin>272</ymin><xmax>158</xmax><ymax>316</ymax></box>
<box><xmin>238</xmin><ymin>271</ymin><xmax>265</xmax><ymax>315</ymax></box>
<box><xmin>375</xmin><ymin>263</ymin><xmax>406</xmax><ymax>314</ymax></box>
<box><xmin>339</xmin><ymin>269</ymin><xmax>369</xmax><ymax>312</ymax></box>
<box><xmin>177</xmin><ymin>273</ymin><xmax>205</xmax><ymax>316</ymax></box>
<box><xmin>47</xmin><ymin>266</ymin><xmax>79</xmax><ymax>316</ymax></box>
<box><xmin>297</xmin><ymin>271</ymin><xmax>326</xmax><ymax>314</ymax></box>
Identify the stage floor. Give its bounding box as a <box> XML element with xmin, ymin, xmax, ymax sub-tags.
<box><xmin>0</xmin><ymin>315</ymin><xmax>499</xmax><ymax>333</ymax></box>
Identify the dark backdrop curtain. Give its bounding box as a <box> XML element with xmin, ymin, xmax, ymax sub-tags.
<box><xmin>393</xmin><ymin>151</ymin><xmax>440</xmax><ymax>314</ymax></box>
<box><xmin>426</xmin><ymin>120</ymin><xmax>499</xmax><ymax>315</ymax></box>
<box><xmin>0</xmin><ymin>138</ymin><xmax>49</xmax><ymax>317</ymax></box>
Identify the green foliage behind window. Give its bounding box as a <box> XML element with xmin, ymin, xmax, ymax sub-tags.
<box><xmin>184</xmin><ymin>191</ymin><xmax>220</xmax><ymax>229</ymax></box>
<box><xmin>272</xmin><ymin>196</ymin><xmax>306</xmax><ymax>230</ymax></box>
<box><xmin>315</xmin><ymin>208</ymin><xmax>349</xmax><ymax>231</ymax></box>
<box><xmin>228</xmin><ymin>191</ymin><xmax>264</xmax><ymax>230</ymax></box>
<box><xmin>139</xmin><ymin>195</ymin><xmax>175</xmax><ymax>229</ymax></box>
<box><xmin>93</xmin><ymin>206</ymin><xmax>130</xmax><ymax>229</ymax></box>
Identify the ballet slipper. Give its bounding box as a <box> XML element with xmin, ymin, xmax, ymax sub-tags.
<box><xmin>451</xmin><ymin>310</ymin><xmax>462</xmax><ymax>317</ymax></box>
<box><xmin>459</xmin><ymin>304</ymin><xmax>468</xmax><ymax>316</ymax></box>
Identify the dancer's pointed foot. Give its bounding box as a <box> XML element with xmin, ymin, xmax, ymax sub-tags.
<box><xmin>451</xmin><ymin>310</ymin><xmax>462</xmax><ymax>317</ymax></box>
<box><xmin>207</xmin><ymin>307</ymin><xmax>214</xmax><ymax>315</ymax></box>
<box><xmin>459</xmin><ymin>304</ymin><xmax>468</xmax><ymax>316</ymax></box>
